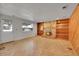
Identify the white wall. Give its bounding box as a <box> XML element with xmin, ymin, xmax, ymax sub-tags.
<box><xmin>0</xmin><ymin>14</ymin><xmax>13</xmax><ymax>43</ymax></box>
<box><xmin>0</xmin><ymin>19</ymin><xmax>1</xmax><ymax>43</ymax></box>
<box><xmin>12</xmin><ymin>16</ymin><xmax>37</xmax><ymax>41</ymax></box>
<box><xmin>0</xmin><ymin>14</ymin><xmax>37</xmax><ymax>44</ymax></box>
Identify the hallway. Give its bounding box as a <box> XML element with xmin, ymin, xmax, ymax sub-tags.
<box><xmin>0</xmin><ymin>36</ymin><xmax>77</xmax><ymax>56</ymax></box>
<box><xmin>0</xmin><ymin>3</ymin><xmax>78</xmax><ymax>56</ymax></box>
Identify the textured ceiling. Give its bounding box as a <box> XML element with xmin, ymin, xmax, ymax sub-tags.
<box><xmin>0</xmin><ymin>3</ymin><xmax>77</xmax><ymax>22</ymax></box>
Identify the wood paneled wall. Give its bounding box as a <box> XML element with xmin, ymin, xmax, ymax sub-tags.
<box><xmin>56</xmin><ymin>19</ymin><xmax>69</xmax><ymax>39</ymax></box>
<box><xmin>69</xmin><ymin>4</ymin><xmax>79</xmax><ymax>54</ymax></box>
<box><xmin>37</xmin><ymin>19</ymin><xmax>69</xmax><ymax>40</ymax></box>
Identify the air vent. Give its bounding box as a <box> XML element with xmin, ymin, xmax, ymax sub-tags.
<box><xmin>62</xmin><ymin>6</ymin><xmax>67</xmax><ymax>9</ymax></box>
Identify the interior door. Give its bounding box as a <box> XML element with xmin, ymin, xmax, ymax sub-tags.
<box><xmin>37</xmin><ymin>23</ymin><xmax>44</xmax><ymax>36</ymax></box>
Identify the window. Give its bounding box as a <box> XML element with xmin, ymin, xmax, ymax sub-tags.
<box><xmin>22</xmin><ymin>23</ymin><xmax>33</xmax><ymax>32</ymax></box>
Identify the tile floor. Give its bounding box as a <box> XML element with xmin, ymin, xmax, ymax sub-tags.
<box><xmin>0</xmin><ymin>36</ymin><xmax>77</xmax><ymax>56</ymax></box>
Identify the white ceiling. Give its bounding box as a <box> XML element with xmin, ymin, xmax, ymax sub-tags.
<box><xmin>0</xmin><ymin>3</ymin><xmax>77</xmax><ymax>22</ymax></box>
